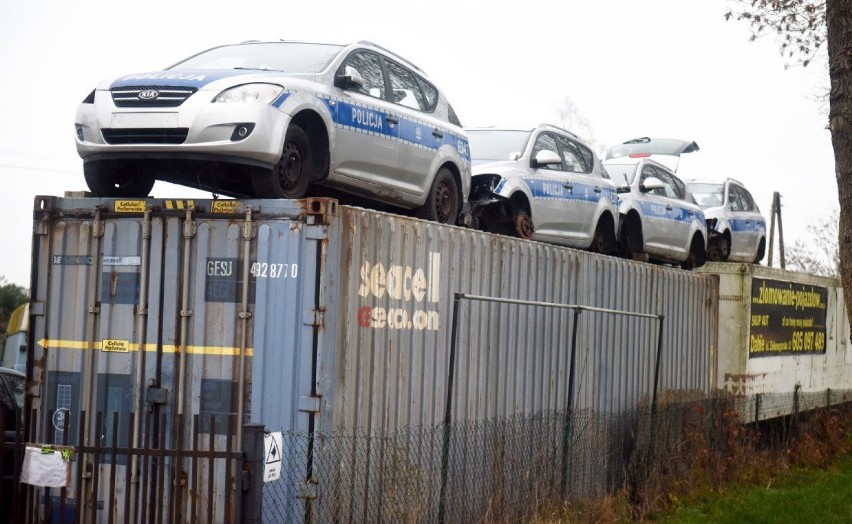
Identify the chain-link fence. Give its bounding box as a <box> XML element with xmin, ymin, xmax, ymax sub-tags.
<box><xmin>260</xmin><ymin>389</ymin><xmax>852</xmax><ymax>523</ymax></box>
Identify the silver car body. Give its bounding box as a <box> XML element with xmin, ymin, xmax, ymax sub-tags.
<box><xmin>603</xmin><ymin>152</ymin><xmax>707</xmax><ymax>267</ymax></box>
<box><xmin>75</xmin><ymin>41</ymin><xmax>471</xmax><ymax>220</ymax></box>
<box><xmin>467</xmin><ymin>126</ymin><xmax>618</xmax><ymax>250</ymax></box>
<box><xmin>687</xmin><ymin>178</ymin><xmax>767</xmax><ymax>263</ymax></box>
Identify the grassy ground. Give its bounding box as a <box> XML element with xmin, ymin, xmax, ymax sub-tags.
<box><xmin>652</xmin><ymin>450</ymin><xmax>852</xmax><ymax>523</ymax></box>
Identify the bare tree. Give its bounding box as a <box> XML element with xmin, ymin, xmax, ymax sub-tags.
<box><xmin>553</xmin><ymin>97</ymin><xmax>606</xmax><ymax>157</ymax></box>
<box><xmin>726</xmin><ymin>0</ymin><xmax>852</xmax><ymax>324</ymax></box>
<box><xmin>786</xmin><ymin>209</ymin><xmax>839</xmax><ymax>277</ymax></box>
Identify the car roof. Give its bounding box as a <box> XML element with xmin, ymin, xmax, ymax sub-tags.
<box><xmin>686</xmin><ymin>177</ymin><xmax>746</xmax><ymax>187</ymax></box>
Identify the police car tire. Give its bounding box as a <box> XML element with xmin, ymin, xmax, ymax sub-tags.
<box><xmin>417</xmin><ymin>168</ymin><xmax>459</xmax><ymax>224</ymax></box>
<box><xmin>253</xmin><ymin>124</ymin><xmax>313</xmax><ymax>199</ymax></box>
<box><xmin>514</xmin><ymin>209</ymin><xmax>535</xmax><ymax>240</ymax></box>
<box><xmin>84</xmin><ymin>162</ymin><xmax>155</xmax><ymax>198</ymax></box>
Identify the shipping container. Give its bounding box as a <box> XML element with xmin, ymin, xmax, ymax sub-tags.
<box><xmin>697</xmin><ymin>262</ymin><xmax>852</xmax><ymax>420</ymax></box>
<box><xmin>23</xmin><ymin>195</ymin><xmax>718</xmax><ymax>522</ymax></box>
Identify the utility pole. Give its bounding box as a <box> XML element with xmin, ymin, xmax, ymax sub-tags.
<box><xmin>767</xmin><ymin>192</ymin><xmax>785</xmax><ymax>269</ymax></box>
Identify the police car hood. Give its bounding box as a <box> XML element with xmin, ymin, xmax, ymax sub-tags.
<box><xmin>104</xmin><ymin>69</ymin><xmax>316</xmax><ymax>90</ymax></box>
<box><xmin>471</xmin><ymin>159</ymin><xmax>524</xmax><ymax>176</ymax></box>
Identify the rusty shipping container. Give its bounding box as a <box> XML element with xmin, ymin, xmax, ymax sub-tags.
<box><xmin>23</xmin><ymin>195</ymin><xmax>718</xmax><ymax>522</ymax></box>
<box><xmin>697</xmin><ymin>262</ymin><xmax>852</xmax><ymax>420</ymax></box>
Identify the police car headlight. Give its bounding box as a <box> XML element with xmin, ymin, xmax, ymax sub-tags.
<box><xmin>214</xmin><ymin>83</ymin><xmax>284</xmax><ymax>104</ymax></box>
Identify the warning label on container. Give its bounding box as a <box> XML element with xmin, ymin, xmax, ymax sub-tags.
<box><xmin>211</xmin><ymin>200</ymin><xmax>243</xmax><ymax>214</ymax></box>
<box><xmin>749</xmin><ymin>278</ymin><xmax>828</xmax><ymax>357</ymax></box>
<box><xmin>114</xmin><ymin>200</ymin><xmax>146</xmax><ymax>213</ymax></box>
<box><xmin>102</xmin><ymin>339</ymin><xmax>130</xmax><ymax>353</ymax></box>
<box><xmin>263</xmin><ymin>432</ymin><xmax>283</xmax><ymax>482</ymax></box>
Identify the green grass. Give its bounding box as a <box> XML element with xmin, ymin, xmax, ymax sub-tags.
<box><xmin>653</xmin><ymin>452</ymin><xmax>852</xmax><ymax>523</ymax></box>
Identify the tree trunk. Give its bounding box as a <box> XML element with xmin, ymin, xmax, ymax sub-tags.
<box><xmin>828</xmin><ymin>0</ymin><xmax>852</xmax><ymax>326</ymax></box>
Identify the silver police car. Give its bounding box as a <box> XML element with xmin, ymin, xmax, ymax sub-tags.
<box><xmin>603</xmin><ymin>138</ymin><xmax>707</xmax><ymax>269</ymax></box>
<box><xmin>686</xmin><ymin>178</ymin><xmax>767</xmax><ymax>263</ymax></box>
<box><xmin>75</xmin><ymin>40</ymin><xmax>471</xmax><ymax>224</ymax></box>
<box><xmin>467</xmin><ymin>125</ymin><xmax>618</xmax><ymax>253</ymax></box>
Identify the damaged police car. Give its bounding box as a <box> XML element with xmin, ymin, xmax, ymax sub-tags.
<box><xmin>75</xmin><ymin>40</ymin><xmax>471</xmax><ymax>224</ymax></box>
<box><xmin>686</xmin><ymin>178</ymin><xmax>767</xmax><ymax>263</ymax></box>
<box><xmin>467</xmin><ymin>125</ymin><xmax>618</xmax><ymax>253</ymax></box>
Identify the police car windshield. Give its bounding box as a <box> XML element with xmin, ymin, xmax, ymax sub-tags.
<box><xmin>687</xmin><ymin>183</ymin><xmax>725</xmax><ymax>208</ymax></box>
<box><xmin>170</xmin><ymin>42</ymin><xmax>344</xmax><ymax>74</ymax></box>
<box><xmin>466</xmin><ymin>130</ymin><xmax>532</xmax><ymax>162</ymax></box>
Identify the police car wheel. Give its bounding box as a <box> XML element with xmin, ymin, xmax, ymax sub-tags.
<box><xmin>590</xmin><ymin>221</ymin><xmax>617</xmax><ymax>256</ymax></box>
<box><xmin>253</xmin><ymin>124</ymin><xmax>313</xmax><ymax>198</ymax></box>
<box><xmin>707</xmin><ymin>236</ymin><xmax>729</xmax><ymax>262</ymax></box>
<box><xmin>84</xmin><ymin>162</ymin><xmax>155</xmax><ymax>198</ymax></box>
<box><xmin>514</xmin><ymin>209</ymin><xmax>534</xmax><ymax>240</ymax></box>
<box><xmin>682</xmin><ymin>235</ymin><xmax>706</xmax><ymax>270</ymax></box>
<box><xmin>417</xmin><ymin>168</ymin><xmax>459</xmax><ymax>224</ymax></box>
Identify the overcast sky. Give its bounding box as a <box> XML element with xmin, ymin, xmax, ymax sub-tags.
<box><xmin>0</xmin><ymin>0</ymin><xmax>835</xmax><ymax>287</ymax></box>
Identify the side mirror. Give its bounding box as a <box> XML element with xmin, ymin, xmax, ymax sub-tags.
<box><xmin>334</xmin><ymin>65</ymin><xmax>365</xmax><ymax>90</ymax></box>
<box><xmin>640</xmin><ymin>177</ymin><xmax>665</xmax><ymax>193</ymax></box>
<box><xmin>532</xmin><ymin>150</ymin><xmax>562</xmax><ymax>168</ymax></box>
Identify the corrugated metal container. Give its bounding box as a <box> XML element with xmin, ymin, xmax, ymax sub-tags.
<box><xmin>25</xmin><ymin>195</ymin><xmax>718</xmax><ymax>522</ymax></box>
<box><xmin>696</xmin><ymin>262</ymin><xmax>851</xmax><ymax>419</ymax></box>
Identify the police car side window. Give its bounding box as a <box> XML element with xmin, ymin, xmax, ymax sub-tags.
<box><xmin>556</xmin><ymin>135</ymin><xmax>593</xmax><ymax>174</ymax></box>
<box><xmin>341</xmin><ymin>51</ymin><xmax>385</xmax><ymax>99</ymax></box>
<box><xmin>734</xmin><ymin>185</ymin><xmax>755</xmax><ymax>211</ymax></box>
<box><xmin>728</xmin><ymin>186</ymin><xmax>744</xmax><ymax>211</ymax></box>
<box><xmin>386</xmin><ymin>61</ymin><xmax>427</xmax><ymax>111</ymax></box>
<box><xmin>448</xmin><ymin>104</ymin><xmax>462</xmax><ymax>127</ymax></box>
<box><xmin>532</xmin><ymin>133</ymin><xmax>562</xmax><ymax>171</ymax></box>
<box><xmin>416</xmin><ymin>77</ymin><xmax>439</xmax><ymax>112</ymax></box>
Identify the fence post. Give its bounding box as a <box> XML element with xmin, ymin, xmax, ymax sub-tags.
<box><xmin>241</xmin><ymin>424</ymin><xmax>265</xmax><ymax>523</ymax></box>
<box><xmin>754</xmin><ymin>393</ymin><xmax>762</xmax><ymax>424</ymax></box>
<box><xmin>560</xmin><ymin>308</ymin><xmax>581</xmax><ymax>500</ymax></box>
<box><xmin>647</xmin><ymin>315</ymin><xmax>666</xmax><ymax>472</ymax></box>
<box><xmin>438</xmin><ymin>293</ymin><xmax>463</xmax><ymax>524</ymax></box>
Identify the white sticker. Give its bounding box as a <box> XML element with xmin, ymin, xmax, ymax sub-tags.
<box><xmin>263</xmin><ymin>432</ymin><xmax>283</xmax><ymax>483</ymax></box>
<box><xmin>103</xmin><ymin>256</ymin><xmax>141</xmax><ymax>266</ymax></box>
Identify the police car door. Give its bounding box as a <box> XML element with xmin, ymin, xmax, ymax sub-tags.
<box><xmin>384</xmin><ymin>60</ymin><xmax>438</xmax><ymax>195</ymax></box>
<box><xmin>528</xmin><ymin>132</ymin><xmax>574</xmax><ymax>241</ymax></box>
<box><xmin>332</xmin><ymin>50</ymin><xmax>402</xmax><ymax>189</ymax></box>
<box><xmin>729</xmin><ymin>184</ymin><xmax>764</xmax><ymax>260</ymax></box>
<box><xmin>658</xmin><ymin>171</ymin><xmax>698</xmax><ymax>257</ymax></box>
<box><xmin>637</xmin><ymin>165</ymin><xmax>676</xmax><ymax>254</ymax></box>
<box><xmin>555</xmin><ymin>134</ymin><xmax>600</xmax><ymax>243</ymax></box>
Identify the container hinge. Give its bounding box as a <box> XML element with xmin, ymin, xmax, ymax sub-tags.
<box><xmin>305</xmin><ymin>225</ymin><xmax>327</xmax><ymax>240</ymax></box>
<box><xmin>183</xmin><ymin>208</ymin><xmax>197</xmax><ymax>238</ymax></box>
<box><xmin>35</xmin><ymin>217</ymin><xmax>50</xmax><ymax>236</ymax></box>
<box><xmin>296</xmin><ymin>480</ymin><xmax>318</xmax><ymax>500</ymax></box>
<box><xmin>239</xmin><ymin>311</ymin><xmax>252</xmax><ymax>319</ymax></box>
<box><xmin>146</xmin><ymin>387</ymin><xmax>169</xmax><ymax>405</ymax></box>
<box><xmin>92</xmin><ymin>216</ymin><xmax>105</xmax><ymax>238</ymax></box>
<box><xmin>298</xmin><ymin>395</ymin><xmax>321</xmax><ymax>414</ymax></box>
<box><xmin>88</xmin><ymin>306</ymin><xmax>100</xmax><ymax>314</ymax></box>
<box><xmin>304</xmin><ymin>309</ymin><xmax>324</xmax><ymax>327</ymax></box>
<box><xmin>180</xmin><ymin>309</ymin><xmax>192</xmax><ymax>318</ymax></box>
<box><xmin>29</xmin><ymin>301</ymin><xmax>45</xmax><ymax>316</ymax></box>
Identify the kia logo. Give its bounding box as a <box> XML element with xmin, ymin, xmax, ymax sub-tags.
<box><xmin>138</xmin><ymin>89</ymin><xmax>159</xmax><ymax>100</ymax></box>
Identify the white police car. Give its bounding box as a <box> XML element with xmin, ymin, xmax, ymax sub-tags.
<box><xmin>686</xmin><ymin>178</ymin><xmax>767</xmax><ymax>263</ymax></box>
<box><xmin>467</xmin><ymin>125</ymin><xmax>618</xmax><ymax>253</ymax></box>
<box><xmin>75</xmin><ymin>40</ymin><xmax>471</xmax><ymax>224</ymax></box>
<box><xmin>603</xmin><ymin>137</ymin><xmax>707</xmax><ymax>269</ymax></box>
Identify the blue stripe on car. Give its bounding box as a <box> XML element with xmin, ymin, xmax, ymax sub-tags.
<box><xmin>524</xmin><ymin>179</ymin><xmax>615</xmax><ymax>203</ymax></box>
<box><xmin>731</xmin><ymin>218</ymin><xmax>765</xmax><ymax>232</ymax></box>
<box><xmin>110</xmin><ymin>69</ymin><xmax>251</xmax><ymax>89</ymax></box>
<box><xmin>327</xmin><ymin>97</ymin><xmax>470</xmax><ymax>161</ymax></box>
